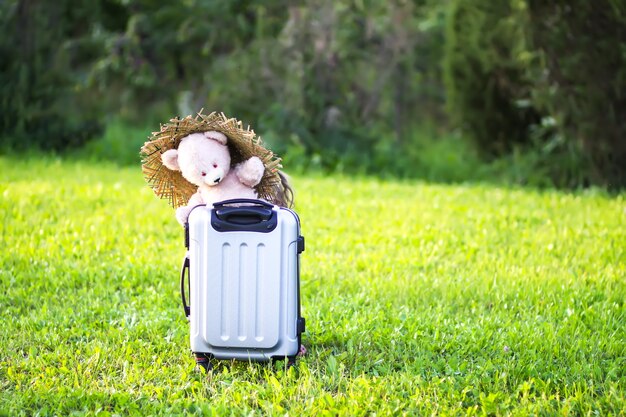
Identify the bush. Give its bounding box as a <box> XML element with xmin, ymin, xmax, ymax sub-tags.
<box><xmin>89</xmin><ymin>1</ymin><xmax>449</xmax><ymax>174</ymax></box>
<box><xmin>0</xmin><ymin>0</ymin><xmax>104</xmax><ymax>152</ymax></box>
<box><xmin>527</xmin><ymin>0</ymin><xmax>626</xmax><ymax>188</ymax></box>
<box><xmin>444</xmin><ymin>0</ymin><xmax>626</xmax><ymax>188</ymax></box>
<box><xmin>443</xmin><ymin>0</ymin><xmax>543</xmax><ymax>157</ymax></box>
<box><xmin>258</xmin><ymin>1</ymin><xmax>449</xmax><ymax>169</ymax></box>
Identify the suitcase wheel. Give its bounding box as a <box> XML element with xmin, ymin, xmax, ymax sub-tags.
<box><xmin>287</xmin><ymin>357</ymin><xmax>297</xmax><ymax>368</ymax></box>
<box><xmin>194</xmin><ymin>353</ymin><xmax>213</xmax><ymax>373</ymax></box>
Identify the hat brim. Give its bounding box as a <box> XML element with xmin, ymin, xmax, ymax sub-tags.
<box><xmin>140</xmin><ymin>111</ymin><xmax>282</xmax><ymax>208</ymax></box>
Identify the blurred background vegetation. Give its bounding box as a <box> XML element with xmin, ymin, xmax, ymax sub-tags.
<box><xmin>1</xmin><ymin>0</ymin><xmax>624</xmax><ymax>188</ymax></box>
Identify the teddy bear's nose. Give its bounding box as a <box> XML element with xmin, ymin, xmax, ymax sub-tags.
<box><xmin>201</xmin><ymin>171</ymin><xmax>207</xmax><ymax>177</ymax></box>
<box><xmin>213</xmin><ymin>177</ymin><xmax>221</xmax><ymax>184</ymax></box>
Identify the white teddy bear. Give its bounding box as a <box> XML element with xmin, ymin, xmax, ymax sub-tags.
<box><xmin>161</xmin><ymin>130</ymin><xmax>265</xmax><ymax>225</ymax></box>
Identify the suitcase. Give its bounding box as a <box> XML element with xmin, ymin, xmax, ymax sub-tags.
<box><xmin>180</xmin><ymin>199</ymin><xmax>305</xmax><ymax>368</ymax></box>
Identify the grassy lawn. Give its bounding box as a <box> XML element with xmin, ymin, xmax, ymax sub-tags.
<box><xmin>0</xmin><ymin>156</ymin><xmax>624</xmax><ymax>416</ymax></box>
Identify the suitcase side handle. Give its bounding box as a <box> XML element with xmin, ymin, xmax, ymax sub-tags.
<box><xmin>180</xmin><ymin>255</ymin><xmax>190</xmax><ymax>318</ymax></box>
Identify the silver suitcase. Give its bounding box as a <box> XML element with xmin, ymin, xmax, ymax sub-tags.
<box><xmin>180</xmin><ymin>199</ymin><xmax>305</xmax><ymax>366</ymax></box>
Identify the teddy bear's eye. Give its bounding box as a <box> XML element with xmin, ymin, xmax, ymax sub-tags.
<box><xmin>213</xmin><ymin>163</ymin><xmax>218</xmax><ymax>168</ymax></box>
<box><xmin>201</xmin><ymin>171</ymin><xmax>207</xmax><ymax>177</ymax></box>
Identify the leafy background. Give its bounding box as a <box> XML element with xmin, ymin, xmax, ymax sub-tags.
<box><xmin>1</xmin><ymin>0</ymin><xmax>625</xmax><ymax>187</ymax></box>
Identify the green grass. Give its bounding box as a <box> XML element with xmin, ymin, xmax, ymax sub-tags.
<box><xmin>1</xmin><ymin>156</ymin><xmax>624</xmax><ymax>416</ymax></box>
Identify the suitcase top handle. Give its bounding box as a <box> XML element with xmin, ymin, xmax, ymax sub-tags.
<box><xmin>211</xmin><ymin>199</ymin><xmax>278</xmax><ymax>233</ymax></box>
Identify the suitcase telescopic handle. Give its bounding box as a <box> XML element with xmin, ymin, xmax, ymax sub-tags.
<box><xmin>213</xmin><ymin>199</ymin><xmax>274</xmax><ymax>209</ymax></box>
<box><xmin>180</xmin><ymin>255</ymin><xmax>190</xmax><ymax>318</ymax></box>
<box><xmin>215</xmin><ymin>207</ymin><xmax>273</xmax><ymax>222</ymax></box>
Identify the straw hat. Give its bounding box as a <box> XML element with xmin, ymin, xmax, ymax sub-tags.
<box><xmin>141</xmin><ymin>110</ymin><xmax>283</xmax><ymax>209</ymax></box>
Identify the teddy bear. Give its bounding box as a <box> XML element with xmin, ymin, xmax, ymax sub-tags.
<box><xmin>161</xmin><ymin>130</ymin><xmax>265</xmax><ymax>225</ymax></box>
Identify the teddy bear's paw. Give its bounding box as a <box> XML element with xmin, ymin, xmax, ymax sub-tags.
<box><xmin>236</xmin><ymin>157</ymin><xmax>265</xmax><ymax>187</ymax></box>
<box><xmin>298</xmin><ymin>344</ymin><xmax>307</xmax><ymax>357</ymax></box>
<box><xmin>175</xmin><ymin>206</ymin><xmax>192</xmax><ymax>225</ymax></box>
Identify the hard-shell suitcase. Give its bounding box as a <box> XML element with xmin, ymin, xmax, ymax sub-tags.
<box><xmin>180</xmin><ymin>199</ymin><xmax>305</xmax><ymax>367</ymax></box>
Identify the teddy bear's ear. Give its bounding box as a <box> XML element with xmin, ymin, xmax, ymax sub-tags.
<box><xmin>161</xmin><ymin>149</ymin><xmax>180</xmax><ymax>171</ymax></box>
<box><xmin>204</xmin><ymin>130</ymin><xmax>228</xmax><ymax>145</ymax></box>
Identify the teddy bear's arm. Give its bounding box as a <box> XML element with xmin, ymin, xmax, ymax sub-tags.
<box><xmin>174</xmin><ymin>192</ymin><xmax>204</xmax><ymax>226</ymax></box>
<box><xmin>187</xmin><ymin>192</ymin><xmax>204</xmax><ymax>206</ymax></box>
<box><xmin>234</xmin><ymin>156</ymin><xmax>265</xmax><ymax>187</ymax></box>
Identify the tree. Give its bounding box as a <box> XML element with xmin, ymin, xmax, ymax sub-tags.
<box><xmin>0</xmin><ymin>0</ymin><xmax>106</xmax><ymax>150</ymax></box>
<box><xmin>527</xmin><ymin>0</ymin><xmax>626</xmax><ymax>187</ymax></box>
<box><xmin>443</xmin><ymin>0</ymin><xmax>542</xmax><ymax>157</ymax></box>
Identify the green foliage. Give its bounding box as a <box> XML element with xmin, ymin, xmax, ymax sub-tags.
<box><xmin>443</xmin><ymin>0</ymin><xmax>542</xmax><ymax>156</ymax></box>
<box><xmin>2</xmin><ymin>0</ymin><xmax>624</xmax><ymax>188</ymax></box>
<box><xmin>77</xmin><ymin>118</ymin><xmax>590</xmax><ymax>190</ymax></box>
<box><xmin>89</xmin><ymin>0</ymin><xmax>290</xmax><ymax>122</ymax></box>
<box><xmin>1</xmin><ymin>157</ymin><xmax>625</xmax><ymax>415</ymax></box>
<box><xmin>444</xmin><ymin>0</ymin><xmax>626</xmax><ymax>187</ymax></box>
<box><xmin>0</xmin><ymin>0</ymin><xmax>105</xmax><ymax>151</ymax></box>
<box><xmin>527</xmin><ymin>0</ymin><xmax>626</xmax><ymax>188</ymax></box>
<box><xmin>254</xmin><ymin>1</ymin><xmax>449</xmax><ymax>170</ymax></box>
<box><xmin>87</xmin><ymin>0</ymin><xmax>449</xmax><ymax>172</ymax></box>
<box><xmin>74</xmin><ymin>120</ymin><xmax>153</xmax><ymax>166</ymax></box>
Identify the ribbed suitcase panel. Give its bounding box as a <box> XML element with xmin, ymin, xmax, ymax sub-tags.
<box><xmin>203</xmin><ymin>234</ymin><xmax>281</xmax><ymax>349</ymax></box>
